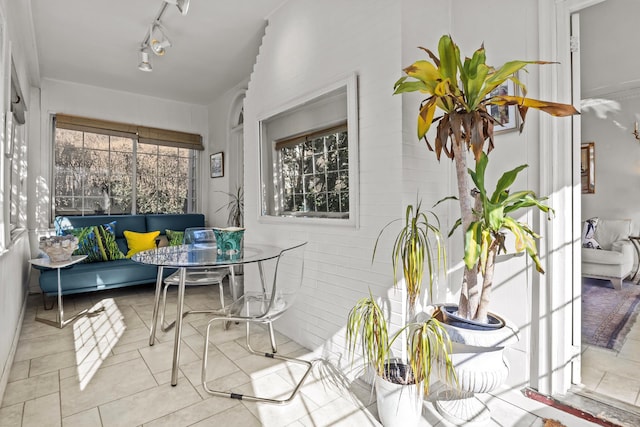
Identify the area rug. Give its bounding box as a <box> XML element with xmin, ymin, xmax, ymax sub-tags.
<box><xmin>582</xmin><ymin>277</ymin><xmax>640</xmax><ymax>352</ymax></box>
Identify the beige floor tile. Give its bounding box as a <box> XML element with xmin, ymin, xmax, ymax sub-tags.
<box><xmin>237</xmin><ymin>374</ymin><xmax>320</xmax><ymax>427</ymax></box>
<box><xmin>111</xmin><ymin>337</ymin><xmax>154</xmax><ymax>355</ymax></box>
<box><xmin>185</xmin><ymin>359</ymin><xmax>252</xmax><ymax>400</ymax></box>
<box><xmin>181</xmin><ymin>329</ymin><xmax>219</xmax><ymax>358</ymax></box>
<box><xmin>60</xmin><ymin>357</ymin><xmax>156</xmax><ymax>417</ymax></box>
<box><xmin>0</xmin><ymin>402</ymin><xmax>23</xmax><ymax>427</ymax></box>
<box><xmin>29</xmin><ymin>349</ymin><xmax>78</xmax><ymax>377</ymax></box>
<box><xmin>138</xmin><ymin>338</ymin><xmax>200</xmax><ymax>374</ymax></box>
<box><xmin>295</xmin><ymin>394</ymin><xmax>379</xmax><ymax>427</ymax></box>
<box><xmin>59</xmin><ymin>349</ymin><xmax>141</xmax><ymax>380</ymax></box>
<box><xmin>14</xmin><ymin>332</ymin><xmax>75</xmax><ymax>362</ymax></box>
<box><xmin>595</xmin><ymin>372</ymin><xmax>640</xmax><ymax>405</ymax></box>
<box><xmin>1</xmin><ymin>371</ymin><xmax>59</xmax><ymax>408</ymax></box>
<box><xmin>23</xmin><ymin>392</ymin><xmax>61</xmax><ymax>427</ymax></box>
<box><xmin>8</xmin><ymin>359</ymin><xmax>30</xmax><ymax>382</ymax></box>
<box><xmin>142</xmin><ymin>396</ymin><xmax>240</xmax><ymax>427</ymax></box>
<box><xmin>200</xmin><ymin>351</ymin><xmax>241</xmax><ymax>383</ymax></box>
<box><xmin>98</xmin><ymin>379</ymin><xmax>201</xmax><ymax>427</ymax></box>
<box><xmin>190</xmin><ymin>403</ymin><xmax>262</xmax><ymax>427</ymax></box>
<box><xmin>62</xmin><ymin>408</ymin><xmax>102</xmax><ymax>427</ymax></box>
<box><xmin>618</xmin><ymin>337</ymin><xmax>640</xmax><ymax>363</ymax></box>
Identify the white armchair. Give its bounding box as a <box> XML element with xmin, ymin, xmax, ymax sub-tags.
<box><xmin>581</xmin><ymin>218</ymin><xmax>634</xmax><ymax>290</ymax></box>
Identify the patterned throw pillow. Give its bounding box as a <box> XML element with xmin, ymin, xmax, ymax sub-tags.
<box><xmin>62</xmin><ymin>221</ymin><xmax>125</xmax><ymax>263</ymax></box>
<box><xmin>582</xmin><ymin>217</ymin><xmax>602</xmax><ymax>249</ymax></box>
<box><xmin>123</xmin><ymin>230</ymin><xmax>161</xmax><ymax>258</ymax></box>
<box><xmin>165</xmin><ymin>229</ymin><xmax>185</xmax><ymax>246</ymax></box>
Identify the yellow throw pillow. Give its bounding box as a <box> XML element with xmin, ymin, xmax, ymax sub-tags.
<box><xmin>124</xmin><ymin>230</ymin><xmax>161</xmax><ymax>258</ymax></box>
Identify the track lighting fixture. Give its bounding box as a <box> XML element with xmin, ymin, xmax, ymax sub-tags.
<box><xmin>136</xmin><ymin>0</ymin><xmax>189</xmax><ymax>71</ymax></box>
<box><xmin>138</xmin><ymin>50</ymin><xmax>152</xmax><ymax>72</ymax></box>
<box><xmin>149</xmin><ymin>23</ymin><xmax>171</xmax><ymax>56</ymax></box>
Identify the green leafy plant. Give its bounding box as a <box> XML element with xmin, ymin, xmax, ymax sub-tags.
<box><xmin>346</xmin><ymin>292</ymin><xmax>456</xmax><ymax>392</ymax></box>
<box><xmin>373</xmin><ymin>201</ymin><xmax>446</xmax><ymax>318</ymax></box>
<box><xmin>450</xmin><ymin>153</ymin><xmax>553</xmax><ymax>321</ymax></box>
<box><xmin>394</xmin><ymin>34</ymin><xmax>579</xmax><ymax>321</ymax></box>
<box><xmin>216</xmin><ymin>186</ymin><xmax>243</xmax><ymax>227</ymax></box>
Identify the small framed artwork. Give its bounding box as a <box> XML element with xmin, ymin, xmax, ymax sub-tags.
<box><xmin>488</xmin><ymin>77</ymin><xmax>520</xmax><ymax>133</ymax></box>
<box><xmin>210</xmin><ymin>152</ymin><xmax>224</xmax><ymax>178</ymax></box>
<box><xmin>581</xmin><ymin>142</ymin><xmax>595</xmax><ymax>194</ymax></box>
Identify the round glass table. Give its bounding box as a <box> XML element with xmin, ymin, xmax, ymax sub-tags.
<box><xmin>132</xmin><ymin>243</ymin><xmax>285</xmax><ymax>386</ymax></box>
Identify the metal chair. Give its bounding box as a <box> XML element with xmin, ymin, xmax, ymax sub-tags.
<box><xmin>159</xmin><ymin>227</ymin><xmax>233</xmax><ymax>332</ymax></box>
<box><xmin>201</xmin><ymin>242</ymin><xmax>313</xmax><ymax>404</ymax></box>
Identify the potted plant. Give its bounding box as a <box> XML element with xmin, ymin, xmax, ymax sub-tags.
<box><xmin>216</xmin><ymin>186</ymin><xmax>243</xmax><ymax>228</ymax></box>
<box><xmin>393</xmin><ymin>35</ymin><xmax>579</xmax><ymax>424</ymax></box>
<box><xmin>347</xmin><ymin>202</ymin><xmax>456</xmax><ymax>427</ymax></box>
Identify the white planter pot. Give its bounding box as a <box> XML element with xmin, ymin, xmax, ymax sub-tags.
<box><xmin>375</xmin><ymin>374</ymin><xmax>425</xmax><ymax>427</ymax></box>
<box><xmin>433</xmin><ymin>307</ymin><xmax>519</xmax><ymax>426</ymax></box>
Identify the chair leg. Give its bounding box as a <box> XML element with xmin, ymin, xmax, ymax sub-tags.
<box><xmin>218</xmin><ymin>279</ymin><xmax>225</xmax><ymax>309</ymax></box>
<box><xmin>160</xmin><ymin>283</ymin><xmax>170</xmax><ymax>331</ymax></box>
<box><xmin>41</xmin><ymin>293</ymin><xmax>54</xmax><ymax>310</ymax></box>
<box><xmin>202</xmin><ymin>317</ymin><xmax>314</xmax><ymax>405</ymax></box>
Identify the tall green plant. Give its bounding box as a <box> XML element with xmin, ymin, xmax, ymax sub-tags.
<box><xmin>346</xmin><ymin>293</ymin><xmax>456</xmax><ymax>393</ymax></box>
<box><xmin>394</xmin><ymin>35</ymin><xmax>579</xmax><ymax>321</ymax></box>
<box><xmin>216</xmin><ymin>186</ymin><xmax>243</xmax><ymax>227</ymax></box>
<box><xmin>373</xmin><ymin>201</ymin><xmax>446</xmax><ymax>318</ymax></box>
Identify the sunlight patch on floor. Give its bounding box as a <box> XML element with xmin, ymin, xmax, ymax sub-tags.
<box><xmin>72</xmin><ymin>298</ymin><xmax>125</xmax><ymax>390</ymax></box>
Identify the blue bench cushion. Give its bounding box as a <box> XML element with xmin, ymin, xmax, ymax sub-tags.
<box><xmin>145</xmin><ymin>214</ymin><xmax>205</xmax><ymax>234</ymax></box>
<box><xmin>39</xmin><ymin>259</ymin><xmax>174</xmax><ymax>295</ymax></box>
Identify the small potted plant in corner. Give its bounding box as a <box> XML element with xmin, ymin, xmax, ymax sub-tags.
<box><xmin>215</xmin><ymin>186</ymin><xmax>244</xmax><ymax>294</ymax></box>
<box><xmin>393</xmin><ymin>35</ymin><xmax>579</xmax><ymax>425</ymax></box>
<box><xmin>346</xmin><ymin>202</ymin><xmax>456</xmax><ymax>427</ymax></box>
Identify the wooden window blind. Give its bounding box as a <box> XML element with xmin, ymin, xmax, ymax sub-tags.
<box><xmin>55</xmin><ymin>113</ymin><xmax>204</xmax><ymax>151</ymax></box>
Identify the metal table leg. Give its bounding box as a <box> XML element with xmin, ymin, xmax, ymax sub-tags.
<box><xmin>35</xmin><ymin>266</ymin><xmax>104</xmax><ymax>329</ymax></box>
<box><xmin>171</xmin><ymin>267</ymin><xmax>186</xmax><ymax>386</ymax></box>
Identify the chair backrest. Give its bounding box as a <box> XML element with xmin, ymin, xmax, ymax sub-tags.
<box><xmin>263</xmin><ymin>242</ymin><xmax>307</xmax><ymax>319</ymax></box>
<box><xmin>184</xmin><ymin>227</ymin><xmax>215</xmax><ymax>247</ymax></box>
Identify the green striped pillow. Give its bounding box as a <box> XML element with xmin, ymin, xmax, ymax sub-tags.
<box><xmin>63</xmin><ymin>221</ymin><xmax>125</xmax><ymax>263</ymax></box>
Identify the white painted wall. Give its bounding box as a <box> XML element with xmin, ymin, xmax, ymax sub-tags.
<box><xmin>206</xmin><ymin>80</ymin><xmax>249</xmax><ymax>227</ymax></box>
<box><xmin>580</xmin><ymin>0</ymin><xmax>640</xmax><ymax>229</ymax></box>
<box><xmin>244</xmin><ymin>0</ymin><xmax>404</xmax><ymax>370</ymax></box>
<box><xmin>0</xmin><ymin>0</ymin><xmax>38</xmax><ymax>406</ymax></box>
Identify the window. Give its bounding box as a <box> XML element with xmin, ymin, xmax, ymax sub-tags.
<box><xmin>53</xmin><ymin>115</ymin><xmax>202</xmax><ymax>216</ymax></box>
<box><xmin>259</xmin><ymin>74</ymin><xmax>359</xmax><ymax>226</ymax></box>
<box><xmin>277</xmin><ymin>124</ymin><xmax>349</xmax><ymax>217</ymax></box>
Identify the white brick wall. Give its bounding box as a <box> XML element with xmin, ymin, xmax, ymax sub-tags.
<box><xmin>244</xmin><ymin>0</ymin><xmax>405</xmax><ymax>370</ymax></box>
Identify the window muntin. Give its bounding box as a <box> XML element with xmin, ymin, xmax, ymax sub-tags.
<box><xmin>54</xmin><ymin>126</ymin><xmax>197</xmax><ymax>216</ymax></box>
<box><xmin>278</xmin><ymin>126</ymin><xmax>349</xmax><ymax>217</ymax></box>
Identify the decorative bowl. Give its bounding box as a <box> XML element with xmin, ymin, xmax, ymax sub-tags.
<box><xmin>39</xmin><ymin>235</ymin><xmax>79</xmax><ymax>262</ymax></box>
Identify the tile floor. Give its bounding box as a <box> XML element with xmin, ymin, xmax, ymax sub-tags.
<box><xmin>1</xmin><ymin>282</ymin><xmax>600</xmax><ymax>426</ymax></box>
<box><xmin>580</xmin><ymin>279</ymin><xmax>640</xmax><ymax>408</ymax></box>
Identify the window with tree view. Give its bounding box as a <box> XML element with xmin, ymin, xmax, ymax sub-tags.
<box><xmin>54</xmin><ymin>117</ymin><xmax>199</xmax><ymax>216</ymax></box>
<box><xmin>278</xmin><ymin>125</ymin><xmax>348</xmax><ymax>216</ymax></box>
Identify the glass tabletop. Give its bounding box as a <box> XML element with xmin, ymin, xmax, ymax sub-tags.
<box><xmin>131</xmin><ymin>243</ymin><xmax>284</xmax><ymax>268</ymax></box>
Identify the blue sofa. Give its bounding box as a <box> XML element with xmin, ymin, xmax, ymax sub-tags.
<box><xmin>37</xmin><ymin>213</ymin><xmax>205</xmax><ymax>296</ymax></box>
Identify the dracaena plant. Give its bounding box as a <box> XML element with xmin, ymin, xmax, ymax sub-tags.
<box><xmin>373</xmin><ymin>201</ymin><xmax>446</xmax><ymax>321</ymax></box>
<box><xmin>394</xmin><ymin>35</ymin><xmax>578</xmax><ymax>322</ymax></box>
<box><xmin>346</xmin><ymin>292</ymin><xmax>456</xmax><ymax>392</ymax></box>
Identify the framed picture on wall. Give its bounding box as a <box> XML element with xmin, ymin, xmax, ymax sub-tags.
<box><xmin>210</xmin><ymin>152</ymin><xmax>224</xmax><ymax>178</ymax></box>
<box><xmin>488</xmin><ymin>77</ymin><xmax>520</xmax><ymax>133</ymax></box>
<box><xmin>581</xmin><ymin>142</ymin><xmax>595</xmax><ymax>194</ymax></box>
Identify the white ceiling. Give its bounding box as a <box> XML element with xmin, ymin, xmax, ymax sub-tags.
<box><xmin>29</xmin><ymin>0</ymin><xmax>285</xmax><ymax>105</ymax></box>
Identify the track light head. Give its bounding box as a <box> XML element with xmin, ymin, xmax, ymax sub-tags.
<box><xmin>149</xmin><ymin>24</ymin><xmax>171</xmax><ymax>56</ymax></box>
<box><xmin>138</xmin><ymin>50</ymin><xmax>152</xmax><ymax>72</ymax></box>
